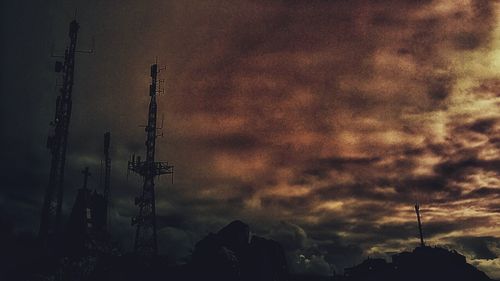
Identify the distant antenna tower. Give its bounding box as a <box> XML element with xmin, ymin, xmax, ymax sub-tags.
<box><xmin>128</xmin><ymin>63</ymin><xmax>174</xmax><ymax>256</ymax></box>
<box><xmin>103</xmin><ymin>132</ymin><xmax>112</xmax><ymax>229</ymax></box>
<box><xmin>82</xmin><ymin>167</ymin><xmax>91</xmax><ymax>190</ymax></box>
<box><xmin>414</xmin><ymin>203</ymin><xmax>425</xmax><ymax>247</ymax></box>
<box><xmin>39</xmin><ymin>20</ymin><xmax>81</xmax><ymax>252</ymax></box>
<box><xmin>39</xmin><ymin>19</ymin><xmax>93</xmax><ymax>253</ymax></box>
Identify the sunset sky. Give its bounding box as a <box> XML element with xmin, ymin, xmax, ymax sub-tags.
<box><xmin>1</xmin><ymin>0</ymin><xmax>499</xmax><ymax>278</ymax></box>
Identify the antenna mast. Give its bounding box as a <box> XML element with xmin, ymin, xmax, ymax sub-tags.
<box><xmin>414</xmin><ymin>203</ymin><xmax>425</xmax><ymax>247</ymax></box>
<box><xmin>128</xmin><ymin>63</ymin><xmax>174</xmax><ymax>256</ymax></box>
<box><xmin>103</xmin><ymin>132</ymin><xmax>111</xmax><ymax>229</ymax></box>
<box><xmin>39</xmin><ymin>20</ymin><xmax>80</xmax><ymax>252</ymax></box>
<box><xmin>82</xmin><ymin>167</ymin><xmax>91</xmax><ymax>190</ymax></box>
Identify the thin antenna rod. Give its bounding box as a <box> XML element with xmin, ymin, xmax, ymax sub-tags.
<box><xmin>415</xmin><ymin>203</ymin><xmax>425</xmax><ymax>247</ymax></box>
<box><xmin>103</xmin><ymin>132</ymin><xmax>112</xmax><ymax>229</ymax></box>
<box><xmin>82</xmin><ymin>167</ymin><xmax>91</xmax><ymax>190</ymax></box>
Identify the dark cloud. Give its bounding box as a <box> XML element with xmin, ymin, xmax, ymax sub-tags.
<box><xmin>399</xmin><ymin>174</ymin><xmax>449</xmax><ymax>193</ymax></box>
<box><xmin>320</xmin><ymin>240</ymin><xmax>364</xmax><ymax>271</ymax></box>
<box><xmin>1</xmin><ymin>0</ymin><xmax>499</xmax><ymax>278</ymax></box>
<box><xmin>467</xmin><ymin>118</ymin><xmax>497</xmax><ymax>134</ymax></box>
<box><xmin>435</xmin><ymin>156</ymin><xmax>500</xmax><ymax>180</ymax></box>
<box><xmin>426</xmin><ymin>74</ymin><xmax>454</xmax><ymax>101</ymax></box>
<box><xmin>452</xmin><ymin>236</ymin><xmax>499</xmax><ymax>260</ymax></box>
<box><xmin>454</xmin><ymin>32</ymin><xmax>483</xmax><ymax>50</ymax></box>
<box><xmin>464</xmin><ymin>187</ymin><xmax>500</xmax><ymax>199</ymax></box>
<box><xmin>317</xmin><ymin>156</ymin><xmax>382</xmax><ymax>170</ymax></box>
<box><xmin>267</xmin><ymin>221</ymin><xmax>308</xmax><ymax>252</ymax></box>
<box><xmin>423</xmin><ymin>217</ymin><xmax>493</xmax><ymax>238</ymax></box>
<box><xmin>261</xmin><ymin>195</ymin><xmax>314</xmax><ymax>211</ymax></box>
<box><xmin>206</xmin><ymin>133</ymin><xmax>262</xmax><ymax>151</ymax></box>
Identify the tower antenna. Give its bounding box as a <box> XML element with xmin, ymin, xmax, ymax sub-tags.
<box><xmin>39</xmin><ymin>19</ymin><xmax>93</xmax><ymax>254</ymax></box>
<box><xmin>415</xmin><ymin>203</ymin><xmax>425</xmax><ymax>247</ymax></box>
<box><xmin>128</xmin><ymin>62</ymin><xmax>174</xmax><ymax>256</ymax></box>
<box><xmin>39</xmin><ymin>20</ymin><xmax>80</xmax><ymax>254</ymax></box>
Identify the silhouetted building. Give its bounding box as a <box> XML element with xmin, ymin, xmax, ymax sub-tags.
<box><xmin>191</xmin><ymin>220</ymin><xmax>289</xmax><ymax>281</ymax></box>
<box><xmin>338</xmin><ymin>204</ymin><xmax>493</xmax><ymax>281</ymax></box>
<box><xmin>65</xmin><ymin>168</ymin><xmax>109</xmax><ymax>256</ymax></box>
<box><xmin>340</xmin><ymin>246</ymin><xmax>492</xmax><ymax>281</ymax></box>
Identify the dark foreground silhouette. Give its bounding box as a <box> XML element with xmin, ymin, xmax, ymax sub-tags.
<box><xmin>1</xmin><ymin>220</ymin><xmax>495</xmax><ymax>281</ymax></box>
<box><xmin>334</xmin><ymin>245</ymin><xmax>492</xmax><ymax>281</ymax></box>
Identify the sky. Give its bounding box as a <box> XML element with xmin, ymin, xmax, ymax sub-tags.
<box><xmin>1</xmin><ymin>0</ymin><xmax>500</xmax><ymax>278</ymax></box>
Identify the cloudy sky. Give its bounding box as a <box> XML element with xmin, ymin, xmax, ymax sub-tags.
<box><xmin>1</xmin><ymin>0</ymin><xmax>500</xmax><ymax>278</ymax></box>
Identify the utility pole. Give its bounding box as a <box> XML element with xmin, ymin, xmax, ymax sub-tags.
<box><xmin>414</xmin><ymin>203</ymin><xmax>425</xmax><ymax>247</ymax></box>
<box><xmin>39</xmin><ymin>20</ymin><xmax>80</xmax><ymax>252</ymax></box>
<box><xmin>103</xmin><ymin>132</ymin><xmax>111</xmax><ymax>229</ymax></box>
<box><xmin>128</xmin><ymin>63</ymin><xmax>174</xmax><ymax>256</ymax></box>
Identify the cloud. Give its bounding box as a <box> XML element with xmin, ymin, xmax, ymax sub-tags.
<box><xmin>1</xmin><ymin>0</ymin><xmax>499</xmax><ymax>278</ymax></box>
<box><xmin>292</xmin><ymin>254</ymin><xmax>332</xmax><ymax>276</ymax></box>
<box><xmin>158</xmin><ymin>226</ymin><xmax>196</xmax><ymax>263</ymax></box>
<box><xmin>452</xmin><ymin>236</ymin><xmax>499</xmax><ymax>260</ymax></box>
<box><xmin>267</xmin><ymin>221</ymin><xmax>309</xmax><ymax>252</ymax></box>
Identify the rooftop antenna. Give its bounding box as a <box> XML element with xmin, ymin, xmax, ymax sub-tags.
<box><xmin>128</xmin><ymin>61</ymin><xmax>174</xmax><ymax>256</ymax></box>
<box><xmin>414</xmin><ymin>203</ymin><xmax>425</xmax><ymax>247</ymax></box>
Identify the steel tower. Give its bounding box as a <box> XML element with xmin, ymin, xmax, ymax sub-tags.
<box><xmin>39</xmin><ymin>20</ymin><xmax>80</xmax><ymax>251</ymax></box>
<box><xmin>128</xmin><ymin>64</ymin><xmax>174</xmax><ymax>256</ymax></box>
